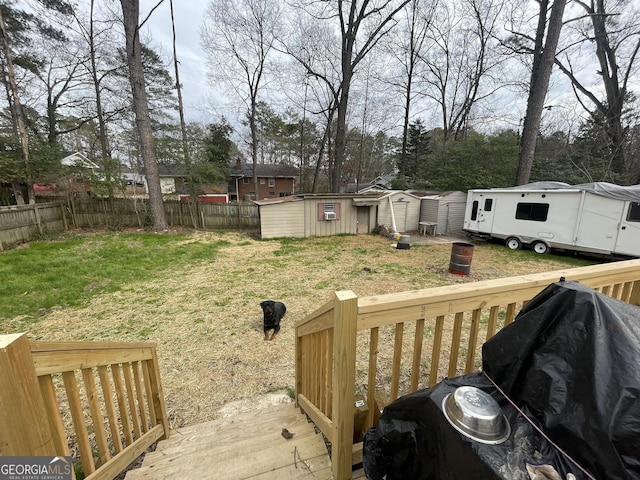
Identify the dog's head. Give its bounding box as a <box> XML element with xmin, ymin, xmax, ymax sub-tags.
<box><xmin>260</xmin><ymin>300</ymin><xmax>275</xmax><ymax>317</ymax></box>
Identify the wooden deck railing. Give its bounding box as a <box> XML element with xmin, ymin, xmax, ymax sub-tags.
<box><xmin>295</xmin><ymin>258</ymin><xmax>640</xmax><ymax>480</ymax></box>
<box><xmin>0</xmin><ymin>334</ymin><xmax>169</xmax><ymax>480</ymax></box>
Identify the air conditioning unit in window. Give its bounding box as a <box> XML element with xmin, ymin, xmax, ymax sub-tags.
<box><xmin>324</xmin><ymin>212</ymin><xmax>337</xmax><ymax>220</ymax></box>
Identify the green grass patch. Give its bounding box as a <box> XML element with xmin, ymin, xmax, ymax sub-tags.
<box><xmin>0</xmin><ymin>232</ymin><xmax>226</xmax><ymax>323</ymax></box>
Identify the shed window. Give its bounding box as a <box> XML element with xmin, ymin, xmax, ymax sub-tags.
<box><xmin>627</xmin><ymin>202</ymin><xmax>640</xmax><ymax>222</ymax></box>
<box><xmin>484</xmin><ymin>198</ymin><xmax>493</xmax><ymax>212</ymax></box>
<box><xmin>516</xmin><ymin>203</ymin><xmax>549</xmax><ymax>221</ymax></box>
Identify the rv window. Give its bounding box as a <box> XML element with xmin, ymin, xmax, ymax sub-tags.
<box><xmin>484</xmin><ymin>199</ymin><xmax>493</xmax><ymax>211</ymax></box>
<box><xmin>471</xmin><ymin>201</ymin><xmax>479</xmax><ymax>221</ymax></box>
<box><xmin>516</xmin><ymin>203</ymin><xmax>549</xmax><ymax>221</ymax></box>
<box><xmin>627</xmin><ymin>202</ymin><xmax>640</xmax><ymax>222</ymax></box>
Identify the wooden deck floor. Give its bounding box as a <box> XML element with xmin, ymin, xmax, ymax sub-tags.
<box><xmin>125</xmin><ymin>403</ymin><xmax>336</xmax><ymax>480</ymax></box>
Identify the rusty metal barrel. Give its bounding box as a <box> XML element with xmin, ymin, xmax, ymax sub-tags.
<box><xmin>449</xmin><ymin>242</ymin><xmax>474</xmax><ymax>275</ymax></box>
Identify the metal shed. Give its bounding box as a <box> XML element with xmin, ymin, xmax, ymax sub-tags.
<box><xmin>415</xmin><ymin>191</ymin><xmax>468</xmax><ymax>235</ymax></box>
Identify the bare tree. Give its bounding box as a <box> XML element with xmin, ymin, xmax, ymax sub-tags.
<box><xmin>422</xmin><ymin>0</ymin><xmax>506</xmax><ymax>142</ymax></box>
<box><xmin>201</xmin><ymin>0</ymin><xmax>281</xmax><ymax>201</ymax></box>
<box><xmin>384</xmin><ymin>0</ymin><xmax>436</xmax><ymax>182</ymax></box>
<box><xmin>169</xmin><ymin>0</ymin><xmax>199</xmax><ymax>227</ymax></box>
<box><xmin>554</xmin><ymin>0</ymin><xmax>640</xmax><ymax>184</ymax></box>
<box><xmin>511</xmin><ymin>0</ymin><xmax>566</xmax><ymax>185</ymax></box>
<box><xmin>299</xmin><ymin>0</ymin><xmax>410</xmax><ymax>192</ymax></box>
<box><xmin>279</xmin><ymin>15</ymin><xmax>341</xmax><ymax>192</ymax></box>
<box><xmin>119</xmin><ymin>0</ymin><xmax>168</xmax><ymax>231</ymax></box>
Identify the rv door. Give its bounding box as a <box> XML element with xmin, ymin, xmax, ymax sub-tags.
<box><xmin>616</xmin><ymin>201</ymin><xmax>640</xmax><ymax>256</ymax></box>
<box><xmin>469</xmin><ymin>195</ymin><xmax>495</xmax><ymax>233</ymax></box>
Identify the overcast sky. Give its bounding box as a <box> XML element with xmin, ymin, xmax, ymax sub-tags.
<box><xmin>139</xmin><ymin>0</ymin><xmax>211</xmax><ymax>123</ymax></box>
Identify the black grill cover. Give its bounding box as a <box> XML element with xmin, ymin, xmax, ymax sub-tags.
<box><xmin>482</xmin><ymin>280</ymin><xmax>640</xmax><ymax>480</ymax></box>
<box><xmin>363</xmin><ymin>280</ymin><xmax>640</xmax><ymax>479</ymax></box>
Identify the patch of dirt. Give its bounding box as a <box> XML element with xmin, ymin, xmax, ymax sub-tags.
<box><xmin>20</xmin><ymin>230</ymin><xmax>595</xmax><ymax>428</ymax></box>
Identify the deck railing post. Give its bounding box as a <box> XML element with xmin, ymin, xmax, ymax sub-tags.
<box><xmin>147</xmin><ymin>346</ymin><xmax>170</xmax><ymax>440</ymax></box>
<box><xmin>331</xmin><ymin>290</ymin><xmax>358</xmax><ymax>480</ymax></box>
<box><xmin>630</xmin><ymin>281</ymin><xmax>640</xmax><ymax>306</ymax></box>
<box><xmin>0</xmin><ymin>333</ymin><xmax>57</xmax><ymax>456</ymax></box>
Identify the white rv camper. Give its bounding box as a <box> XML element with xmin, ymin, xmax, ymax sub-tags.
<box><xmin>463</xmin><ymin>182</ymin><xmax>640</xmax><ymax>257</ymax></box>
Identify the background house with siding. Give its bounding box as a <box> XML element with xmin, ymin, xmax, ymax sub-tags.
<box><xmin>255</xmin><ymin>194</ymin><xmax>379</xmax><ymax>239</ymax></box>
<box><xmin>414</xmin><ymin>190</ymin><xmax>468</xmax><ymax>235</ymax></box>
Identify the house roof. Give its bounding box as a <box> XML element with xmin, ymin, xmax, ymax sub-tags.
<box><xmin>61</xmin><ymin>152</ymin><xmax>100</xmax><ymax>170</ymax></box>
<box><xmin>230</xmin><ymin>161</ymin><xmax>298</xmax><ymax>178</ymax></box>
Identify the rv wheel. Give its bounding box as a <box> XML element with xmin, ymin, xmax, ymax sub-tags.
<box><xmin>505</xmin><ymin>237</ymin><xmax>521</xmax><ymax>250</ymax></box>
<box><xmin>532</xmin><ymin>241</ymin><xmax>549</xmax><ymax>254</ymax></box>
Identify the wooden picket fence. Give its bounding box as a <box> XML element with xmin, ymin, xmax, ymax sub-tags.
<box><xmin>0</xmin><ymin>199</ymin><xmax>260</xmax><ymax>249</ymax></box>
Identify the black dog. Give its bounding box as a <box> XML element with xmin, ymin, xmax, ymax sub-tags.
<box><xmin>260</xmin><ymin>300</ymin><xmax>286</xmax><ymax>341</ymax></box>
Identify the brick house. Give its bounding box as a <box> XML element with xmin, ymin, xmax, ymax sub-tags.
<box><xmin>229</xmin><ymin>159</ymin><xmax>297</xmax><ymax>202</ymax></box>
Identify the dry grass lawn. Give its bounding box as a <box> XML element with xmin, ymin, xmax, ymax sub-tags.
<box><xmin>19</xmin><ymin>230</ymin><xmax>595</xmax><ymax>428</ymax></box>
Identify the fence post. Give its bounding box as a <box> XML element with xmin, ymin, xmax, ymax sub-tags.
<box><xmin>33</xmin><ymin>204</ymin><xmax>43</xmax><ymax>235</ymax></box>
<box><xmin>0</xmin><ymin>333</ymin><xmax>57</xmax><ymax>456</ymax></box>
<box><xmin>331</xmin><ymin>290</ymin><xmax>358</xmax><ymax>480</ymax></box>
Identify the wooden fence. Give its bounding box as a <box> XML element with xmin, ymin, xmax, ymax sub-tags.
<box><xmin>65</xmin><ymin>197</ymin><xmax>259</xmax><ymax>230</ymax></box>
<box><xmin>0</xmin><ymin>334</ymin><xmax>169</xmax><ymax>480</ymax></box>
<box><xmin>0</xmin><ymin>202</ymin><xmax>67</xmax><ymax>250</ymax></box>
<box><xmin>0</xmin><ymin>199</ymin><xmax>260</xmax><ymax>249</ymax></box>
<box><xmin>295</xmin><ymin>258</ymin><xmax>640</xmax><ymax>480</ymax></box>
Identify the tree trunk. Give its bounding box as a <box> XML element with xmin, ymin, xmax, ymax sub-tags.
<box><xmin>120</xmin><ymin>0</ymin><xmax>168</xmax><ymax>231</ymax></box>
<box><xmin>250</xmin><ymin>102</ymin><xmax>259</xmax><ymax>200</ymax></box>
<box><xmin>170</xmin><ymin>0</ymin><xmax>199</xmax><ymax>227</ymax></box>
<box><xmin>332</xmin><ymin>27</ymin><xmax>354</xmax><ymax>193</ymax></box>
<box><xmin>0</xmin><ymin>9</ymin><xmax>33</xmax><ymax>204</ymax></box>
<box><xmin>515</xmin><ymin>0</ymin><xmax>566</xmax><ymax>185</ymax></box>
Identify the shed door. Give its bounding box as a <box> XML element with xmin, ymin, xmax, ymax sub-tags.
<box><xmin>357</xmin><ymin>206</ymin><xmax>370</xmax><ymax>234</ymax></box>
<box><xmin>393</xmin><ymin>202</ymin><xmax>408</xmax><ymax>232</ymax></box>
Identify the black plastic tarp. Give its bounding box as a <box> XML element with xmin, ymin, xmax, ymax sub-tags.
<box><xmin>363</xmin><ymin>373</ymin><xmax>585</xmax><ymax>479</ymax></box>
<box><xmin>482</xmin><ymin>280</ymin><xmax>640</xmax><ymax>480</ymax></box>
<box><xmin>363</xmin><ymin>280</ymin><xmax>640</xmax><ymax>479</ymax></box>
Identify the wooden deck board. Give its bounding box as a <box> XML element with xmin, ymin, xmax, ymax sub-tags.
<box><xmin>125</xmin><ymin>403</ymin><xmax>334</xmax><ymax>480</ymax></box>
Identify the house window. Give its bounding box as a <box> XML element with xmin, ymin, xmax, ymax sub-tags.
<box><xmin>516</xmin><ymin>203</ymin><xmax>549</xmax><ymax>221</ymax></box>
<box><xmin>484</xmin><ymin>199</ymin><xmax>493</xmax><ymax>211</ymax></box>
<box><xmin>324</xmin><ymin>203</ymin><xmax>335</xmax><ymax>214</ymax></box>
<box><xmin>242</xmin><ymin>178</ymin><xmax>249</xmax><ymax>184</ymax></box>
<box><xmin>268</xmin><ymin>178</ymin><xmax>275</xmax><ymax>187</ymax></box>
<box><xmin>260</xmin><ymin>178</ymin><xmax>266</xmax><ymax>184</ymax></box>
<box><xmin>627</xmin><ymin>202</ymin><xmax>640</xmax><ymax>222</ymax></box>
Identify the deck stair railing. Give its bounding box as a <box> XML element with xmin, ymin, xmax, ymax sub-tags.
<box><xmin>295</xmin><ymin>259</ymin><xmax>640</xmax><ymax>480</ymax></box>
<box><xmin>0</xmin><ymin>335</ymin><xmax>169</xmax><ymax>480</ymax></box>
